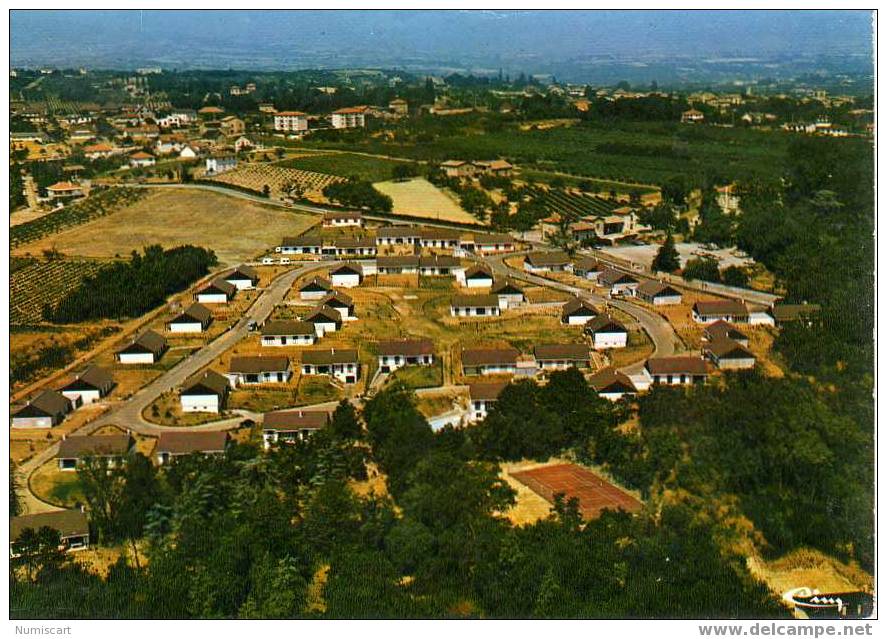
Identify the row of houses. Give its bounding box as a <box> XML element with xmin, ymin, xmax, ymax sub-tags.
<box><xmin>273</xmin><ymin>227</ymin><xmax>516</xmax><ymax>259</ymax></box>
<box><xmin>11</xmin><ymin>366</ymin><xmax>115</xmax><ymax>428</ymax></box>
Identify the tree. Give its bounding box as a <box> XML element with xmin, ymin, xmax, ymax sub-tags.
<box><xmin>10</xmin><ymin>459</ymin><xmax>22</xmax><ymax>518</ymax></box>
<box><xmin>652</xmin><ymin>233</ymin><xmax>680</xmax><ymax>273</ymax></box>
<box><xmin>721</xmin><ymin>265</ymin><xmax>749</xmax><ymax>288</ymax></box>
<box><xmin>683</xmin><ymin>257</ymin><xmax>721</xmax><ymax>283</ymax></box>
<box><xmin>329</xmin><ymin>400</ymin><xmax>362</xmax><ymax>441</ymax></box>
<box><xmin>391</xmin><ymin>164</ymin><xmax>418</xmax><ymax>181</ymax></box>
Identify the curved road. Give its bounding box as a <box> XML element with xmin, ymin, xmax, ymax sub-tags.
<box><xmin>17</xmin><ymin>261</ymin><xmax>333</xmax><ymax>513</ymax></box>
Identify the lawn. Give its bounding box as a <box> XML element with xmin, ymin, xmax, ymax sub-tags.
<box><xmin>30</xmin><ymin>460</ymin><xmax>85</xmax><ymax>508</ymax></box>
<box><xmin>373</xmin><ymin>178</ymin><xmax>482</xmax><ymax>225</ymax></box>
<box><xmin>276</xmin><ymin>151</ymin><xmax>415</xmax><ymax>183</ymax></box>
<box><xmin>389</xmin><ymin>363</ymin><xmax>443</xmax><ymax>389</ymax></box>
<box><xmin>12</xmin><ymin>188</ymin><xmax>317</xmax><ymax>266</ymax></box>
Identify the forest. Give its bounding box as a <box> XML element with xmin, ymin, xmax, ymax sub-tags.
<box><xmin>42</xmin><ymin>244</ymin><xmax>217</xmax><ymax>323</ymax></box>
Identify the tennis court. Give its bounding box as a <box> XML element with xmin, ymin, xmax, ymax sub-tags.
<box><xmin>510</xmin><ymin>463</ymin><xmax>642</xmax><ymax>520</ymax></box>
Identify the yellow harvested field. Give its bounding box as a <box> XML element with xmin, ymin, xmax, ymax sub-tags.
<box><xmin>13</xmin><ymin>188</ymin><xmax>317</xmax><ymax>266</ymax></box>
<box><xmin>373</xmin><ymin>178</ymin><xmax>483</xmax><ymax>225</ymax></box>
<box><xmin>747</xmin><ymin>548</ymin><xmax>873</xmax><ymax>600</ymax></box>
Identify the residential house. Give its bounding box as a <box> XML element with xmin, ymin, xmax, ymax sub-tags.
<box><xmin>59</xmin><ymin>366</ymin><xmax>114</xmax><ymax>406</ymax></box>
<box><xmin>491</xmin><ymin>279</ymin><xmax>525</xmax><ymax>309</ymax></box>
<box><xmin>326</xmin><ymin>237</ymin><xmax>377</xmax><ymax>258</ymax></box>
<box><xmin>180</xmin><ymin>369</ymin><xmax>230</xmax><ymax>413</ymax></box>
<box><xmin>196</xmin><ymin>278</ymin><xmax>236</xmax><ymax>304</ymax></box>
<box><xmin>129</xmin><ymin>151</ymin><xmax>155</xmax><ymax>167</ymax></box>
<box><xmin>473</xmin><ymin>159</ymin><xmax>514</xmax><ymax>176</ymax></box>
<box><xmin>703</xmin><ymin>320</ymin><xmax>749</xmax><ymax>347</ymax></box>
<box><xmin>418</xmin><ymin>228</ymin><xmax>460</xmax><ymax>250</ymax></box>
<box><xmin>11</xmin><ymin>510</ymin><xmax>90</xmax><ymax>555</ymax></box>
<box><xmin>585</xmin><ymin>315</ymin><xmax>628</xmax><ymax>350</ymax></box>
<box><xmin>461</xmin><ymin>347</ymin><xmax>520</xmax><ymax>376</ymax></box>
<box><xmin>206</xmin><ymin>153</ymin><xmax>237</xmax><ymax>175</ymax></box>
<box><xmin>573</xmin><ymin>257</ymin><xmax>604</xmax><ymax>280</ymax></box>
<box><xmin>273</xmin><ymin>111</ymin><xmax>309</xmax><ymax>132</ymax></box>
<box><xmin>703</xmin><ymin>338</ymin><xmax>756</xmax><ymax>370</ymax></box>
<box><xmin>11</xmin><ymin>390</ymin><xmax>73</xmax><ymax>429</ymax></box>
<box><xmin>589</xmin><ymin>367</ymin><xmax>637</xmax><ymax>401</ymax></box>
<box><xmin>167</xmin><ymin>303</ymin><xmax>213</xmax><ymax>333</ymax></box>
<box><xmin>533</xmin><ymin>344</ymin><xmax>592</xmax><ymax>370</ymax></box>
<box><xmin>299</xmin><ymin>276</ymin><xmax>333</xmax><ymax>300</ymax></box>
<box><xmin>376</xmin><ymin>226</ymin><xmax>422</xmax><ymax>246</ymax></box>
<box><xmin>441</xmin><ymin>160</ymin><xmax>476</xmax><ymax>179</ymax></box>
<box><xmin>116</xmin><ymin>330</ymin><xmax>167</xmax><ymax>364</ymax></box>
<box><xmin>331</xmin><ymin>106</ymin><xmax>367</xmax><ymax>129</ymax></box>
<box><xmin>156</xmin><ymin>431</ymin><xmax>229</xmax><ymax>465</ymax></box>
<box><xmin>770</xmin><ymin>303</ymin><xmax>821</xmax><ymax>326</ymax></box>
<box><xmin>318</xmin><ymin>291</ymin><xmax>355</xmax><ymax>320</ymax></box>
<box><xmin>692</xmin><ymin>299</ymin><xmax>749</xmax><ymax>324</ymax></box>
<box><xmin>681</xmin><ymin>108</ymin><xmax>705</xmax><ymax>123</ymax></box>
<box><xmin>457</xmin><ymin>264</ymin><xmax>494</xmax><ymax>288</ymax></box>
<box><xmin>322</xmin><ymin>211</ymin><xmax>364</xmax><ymax>228</ymax></box>
<box><xmin>300</xmin><ymin>348</ymin><xmax>360</xmax><ymax>384</ymax></box>
<box><xmin>561</xmin><ymin>297</ymin><xmax>599</xmax><ymax>325</ymax></box>
<box><xmin>598</xmin><ymin>268</ymin><xmax>640</xmax><ymax>297</ymax></box>
<box><xmin>376</xmin><ymin>256</ymin><xmax>420</xmax><ymax>274</ymax></box>
<box><xmin>226</xmin><ymin>355</ymin><xmax>292</xmax><ymax>386</ymax></box>
<box><xmin>225</xmin><ymin>265</ymin><xmax>259</xmax><ymax>290</ymax></box>
<box><xmin>219</xmin><ymin>116</ymin><xmax>245</xmax><ymax>137</ymax></box>
<box><xmin>57</xmin><ymin>434</ymin><xmax>132</xmax><ymax>471</ymax></box>
<box><xmin>377</xmin><ymin>339</ymin><xmax>435</xmax><ymax>373</ymax></box>
<box><xmin>418</xmin><ymin>255</ymin><xmax>460</xmax><ymax>276</ymax></box>
<box><xmin>261</xmin><ymin>319</ymin><xmax>316</xmax><ymax>347</ymax></box>
<box><xmin>467</xmin><ymin>382</ymin><xmax>508</xmax><ymax>422</ymax></box>
<box><xmin>637</xmin><ymin>281</ymin><xmax>683</xmax><ymax>306</ymax></box>
<box><xmin>469</xmin><ymin>232</ymin><xmax>515</xmax><ymax>254</ymax></box>
<box><xmin>45</xmin><ymin>182</ymin><xmax>85</xmax><ymax>201</ymax></box>
<box><xmin>278</xmin><ymin>235</ymin><xmax>323</xmax><ymax>255</ymax></box>
<box><xmin>262</xmin><ymin>410</ymin><xmax>331</xmax><ymax>448</ymax></box>
<box><xmin>329</xmin><ymin>263</ymin><xmax>363</xmax><ymax>288</ymax></box>
<box><xmin>451</xmin><ymin>294</ymin><xmax>502</xmax><ymax>317</ymax></box>
<box><xmin>179</xmin><ymin>145</ymin><xmax>200</xmax><ymax>159</ymax></box>
<box><xmin>716</xmin><ymin>184</ymin><xmax>741</xmax><ymax>214</ymax></box>
<box><xmin>303</xmin><ymin>304</ymin><xmax>343</xmax><ymax>337</ymax></box>
<box><xmin>644</xmin><ymin>356</ymin><xmax>709</xmax><ymax>385</ymax></box>
<box><xmin>83</xmin><ymin>142</ymin><xmax>117</xmax><ymax>159</ymax></box>
<box><xmin>524</xmin><ymin>251</ymin><xmax>572</xmax><ymax>273</ymax></box>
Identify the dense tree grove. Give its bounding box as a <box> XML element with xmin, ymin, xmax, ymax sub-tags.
<box><xmin>42</xmin><ymin>245</ymin><xmax>217</xmax><ymax>323</ymax></box>
<box><xmin>10</xmin><ymin>382</ymin><xmax>789</xmax><ymax>619</ymax></box>
<box><xmin>322</xmin><ymin>179</ymin><xmax>393</xmax><ymax>212</ymax></box>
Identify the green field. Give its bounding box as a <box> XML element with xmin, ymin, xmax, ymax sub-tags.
<box><xmin>275</xmin><ymin>152</ymin><xmax>415</xmax><ymax>183</ymax></box>
<box><xmin>389</xmin><ymin>363</ymin><xmax>443</xmax><ymax>389</ymax></box>
<box><xmin>301</xmin><ymin>120</ymin><xmax>869</xmax><ymax>186</ymax></box>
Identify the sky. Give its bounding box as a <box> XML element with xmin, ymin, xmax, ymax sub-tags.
<box><xmin>10</xmin><ymin>10</ymin><xmax>874</xmax><ymax>77</ymax></box>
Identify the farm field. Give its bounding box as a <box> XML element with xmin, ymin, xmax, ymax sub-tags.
<box><xmin>276</xmin><ymin>151</ymin><xmax>415</xmax><ymax>183</ymax></box>
<box><xmin>13</xmin><ymin>188</ymin><xmax>317</xmax><ymax>265</ymax></box>
<box><xmin>11</xmin><ymin>258</ymin><xmax>111</xmax><ymax>325</ymax></box>
<box><xmin>528</xmin><ymin>186</ymin><xmax>625</xmax><ymax>222</ymax></box>
<box><xmin>207</xmin><ymin>163</ymin><xmax>343</xmax><ymax>198</ymax></box>
<box><xmin>10</xmin><ymin>187</ymin><xmax>146</xmax><ymax>249</ymax></box>
<box><xmin>373</xmin><ymin>178</ymin><xmax>482</xmax><ymax>224</ymax></box>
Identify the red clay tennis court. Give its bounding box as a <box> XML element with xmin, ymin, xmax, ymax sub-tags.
<box><xmin>510</xmin><ymin>463</ymin><xmax>642</xmax><ymax>520</ymax></box>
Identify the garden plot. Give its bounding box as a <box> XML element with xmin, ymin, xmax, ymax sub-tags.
<box><xmin>373</xmin><ymin>178</ymin><xmax>482</xmax><ymax>224</ymax></box>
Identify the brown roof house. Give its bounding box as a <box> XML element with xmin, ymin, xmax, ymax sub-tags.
<box><xmin>262</xmin><ymin>409</ymin><xmax>332</xmax><ymax>448</ymax></box>
<box><xmin>461</xmin><ymin>347</ymin><xmax>520</xmax><ymax>376</ymax></box>
<box><xmin>584</xmin><ymin>315</ymin><xmax>628</xmax><ymax>350</ymax></box>
<box><xmin>59</xmin><ymin>366</ymin><xmax>114</xmax><ymax>406</ymax></box>
<box><xmin>57</xmin><ymin>434</ymin><xmax>133</xmax><ymax>471</ymax></box>
<box><xmin>180</xmin><ymin>369</ymin><xmax>230</xmax><ymax>413</ymax></box>
<box><xmin>589</xmin><ymin>367</ymin><xmax>637</xmax><ymax>401</ymax></box>
<box><xmin>533</xmin><ymin>344</ymin><xmax>592</xmax><ymax>371</ymax></box>
<box><xmin>561</xmin><ymin>297</ymin><xmax>599</xmax><ymax>325</ymax></box>
<box><xmin>377</xmin><ymin>339</ymin><xmax>435</xmax><ymax>373</ymax></box>
<box><xmin>261</xmin><ymin>319</ymin><xmax>316</xmax><ymax>347</ymax></box>
<box><xmin>451</xmin><ymin>294</ymin><xmax>502</xmax><ymax>317</ymax></box>
<box><xmin>637</xmin><ymin>281</ymin><xmax>683</xmax><ymax>306</ymax></box>
<box><xmin>644</xmin><ymin>356</ymin><xmax>710</xmax><ymax>386</ymax></box>
<box><xmin>524</xmin><ymin>250</ymin><xmax>572</xmax><ymax>273</ymax></box>
<box><xmin>225</xmin><ymin>265</ymin><xmax>259</xmax><ymax>290</ymax></box>
<box><xmin>156</xmin><ymin>431</ymin><xmax>229</xmax><ymax>465</ymax></box>
<box><xmin>692</xmin><ymin>299</ymin><xmax>749</xmax><ymax>324</ymax></box>
<box><xmin>11</xmin><ymin>390</ymin><xmax>74</xmax><ymax>429</ymax></box>
<box><xmin>300</xmin><ymin>348</ymin><xmax>360</xmax><ymax>384</ymax></box>
<box><xmin>467</xmin><ymin>381</ymin><xmax>509</xmax><ymax>422</ymax></box>
<box><xmin>11</xmin><ymin>510</ymin><xmax>90</xmax><ymax>555</ymax></box>
<box><xmin>703</xmin><ymin>338</ymin><xmax>756</xmax><ymax>370</ymax></box>
<box><xmin>196</xmin><ymin>278</ymin><xmax>237</xmax><ymax>304</ymax></box>
<box><xmin>116</xmin><ymin>330</ymin><xmax>168</xmax><ymax>364</ymax></box>
<box><xmin>227</xmin><ymin>355</ymin><xmax>292</xmax><ymax>387</ymax></box>
<box><xmin>167</xmin><ymin>303</ymin><xmax>213</xmax><ymax>333</ymax></box>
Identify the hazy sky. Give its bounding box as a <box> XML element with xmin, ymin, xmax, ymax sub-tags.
<box><xmin>10</xmin><ymin>9</ymin><xmax>874</xmax><ymax>72</ymax></box>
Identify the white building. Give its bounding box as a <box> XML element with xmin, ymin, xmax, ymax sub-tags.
<box><xmin>585</xmin><ymin>315</ymin><xmax>628</xmax><ymax>350</ymax></box>
<box><xmin>467</xmin><ymin>382</ymin><xmax>507</xmax><ymax>422</ymax></box>
<box><xmin>205</xmin><ymin>154</ymin><xmax>237</xmax><ymax>175</ymax></box>
<box><xmin>376</xmin><ymin>339</ymin><xmax>435</xmax><ymax>373</ymax></box>
<box><xmin>116</xmin><ymin>330</ymin><xmax>167</xmax><ymax>364</ymax></box>
<box><xmin>195</xmin><ymin>279</ymin><xmax>236</xmax><ymax>304</ymax></box>
<box><xmin>180</xmin><ymin>370</ymin><xmax>230</xmax><ymax>413</ymax></box>
<box><xmin>59</xmin><ymin>366</ymin><xmax>114</xmax><ymax>406</ymax></box>
<box><xmin>226</xmin><ymin>355</ymin><xmax>292</xmax><ymax>386</ymax></box>
<box><xmin>273</xmin><ymin>111</ymin><xmax>309</xmax><ymax>133</ymax></box>
<box><xmin>224</xmin><ymin>265</ymin><xmax>259</xmax><ymax>290</ymax></box>
<box><xmin>331</xmin><ymin>107</ymin><xmax>367</xmax><ymax>128</ymax></box>
<box><xmin>329</xmin><ymin>263</ymin><xmax>363</xmax><ymax>288</ymax></box>
<box><xmin>300</xmin><ymin>348</ymin><xmax>360</xmax><ymax>384</ymax></box>
<box><xmin>561</xmin><ymin>297</ymin><xmax>599</xmax><ymax>325</ymax></box>
<box><xmin>457</xmin><ymin>265</ymin><xmax>494</xmax><ymax>288</ymax></box>
<box><xmin>167</xmin><ymin>304</ymin><xmax>213</xmax><ymax>333</ymax></box>
<box><xmin>450</xmin><ymin>294</ymin><xmax>502</xmax><ymax>317</ymax></box>
<box><xmin>261</xmin><ymin>320</ymin><xmax>316</xmax><ymax>347</ymax></box>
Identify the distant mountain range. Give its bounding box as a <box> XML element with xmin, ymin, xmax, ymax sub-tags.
<box><xmin>10</xmin><ymin>10</ymin><xmax>874</xmax><ymax>84</ymax></box>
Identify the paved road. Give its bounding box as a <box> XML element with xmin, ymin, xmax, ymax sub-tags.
<box><xmin>16</xmin><ymin>261</ymin><xmax>332</xmax><ymax>513</ymax></box>
<box><xmin>478</xmin><ymin>252</ymin><xmax>682</xmax><ymax>373</ymax></box>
